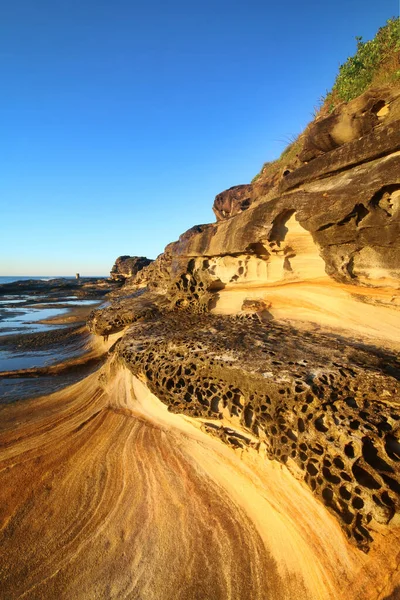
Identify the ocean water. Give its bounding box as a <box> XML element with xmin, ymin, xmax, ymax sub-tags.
<box><xmin>0</xmin><ymin>276</ymin><xmax>106</xmax><ymax>399</ymax></box>
<box><xmin>0</xmin><ymin>276</ymin><xmax>105</xmax><ymax>285</ymax></box>
<box><xmin>0</xmin><ymin>276</ymin><xmax>103</xmax><ymax>338</ymax></box>
<box><xmin>0</xmin><ymin>276</ymin><xmax>74</xmax><ymax>285</ymax></box>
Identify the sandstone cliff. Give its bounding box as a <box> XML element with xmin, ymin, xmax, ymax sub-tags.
<box><xmin>87</xmin><ymin>77</ymin><xmax>400</xmax><ymax>585</ymax></box>
<box><xmin>1</xmin><ymin>21</ymin><xmax>400</xmax><ymax>600</ymax></box>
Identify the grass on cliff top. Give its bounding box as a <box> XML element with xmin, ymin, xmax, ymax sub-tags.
<box><xmin>323</xmin><ymin>17</ymin><xmax>400</xmax><ymax>112</ymax></box>
<box><xmin>252</xmin><ymin>137</ymin><xmax>302</xmax><ymax>183</ymax></box>
<box><xmin>252</xmin><ymin>17</ymin><xmax>400</xmax><ymax>183</ymax></box>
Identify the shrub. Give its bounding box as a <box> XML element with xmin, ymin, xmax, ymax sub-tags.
<box><xmin>251</xmin><ymin>18</ymin><xmax>400</xmax><ymax>181</ymax></box>
<box><xmin>325</xmin><ymin>17</ymin><xmax>400</xmax><ymax>107</ymax></box>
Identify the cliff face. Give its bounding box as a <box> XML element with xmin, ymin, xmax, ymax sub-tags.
<box><xmin>91</xmin><ymin>86</ymin><xmax>400</xmax><ymax>332</ymax></box>
<box><xmin>87</xmin><ymin>84</ymin><xmax>400</xmax><ymax>563</ymax></box>
<box><xmin>159</xmin><ymin>87</ymin><xmax>400</xmax><ymax>298</ymax></box>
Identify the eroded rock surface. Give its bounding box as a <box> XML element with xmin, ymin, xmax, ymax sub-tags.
<box><xmin>87</xmin><ymin>290</ymin><xmax>168</xmax><ymax>336</ymax></box>
<box><xmin>299</xmin><ymin>87</ymin><xmax>400</xmax><ymax>163</ymax></box>
<box><xmin>85</xmin><ymin>86</ymin><xmax>400</xmax><ymax>572</ymax></box>
<box><xmin>118</xmin><ymin>311</ymin><xmax>400</xmax><ymax>551</ymax></box>
<box><xmin>110</xmin><ymin>255</ymin><xmax>153</xmax><ymax>281</ymax></box>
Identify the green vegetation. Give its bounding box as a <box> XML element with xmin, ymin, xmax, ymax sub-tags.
<box><xmin>251</xmin><ymin>18</ymin><xmax>400</xmax><ymax>183</ymax></box>
<box><xmin>324</xmin><ymin>17</ymin><xmax>400</xmax><ymax>110</ymax></box>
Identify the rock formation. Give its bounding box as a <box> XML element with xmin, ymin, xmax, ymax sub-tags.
<box><xmin>299</xmin><ymin>86</ymin><xmax>400</xmax><ymax>162</ymax></box>
<box><xmin>2</xmin><ymin>64</ymin><xmax>400</xmax><ymax>599</ymax></box>
<box><xmin>86</xmin><ymin>83</ymin><xmax>400</xmax><ymax>563</ymax></box>
<box><xmin>110</xmin><ymin>255</ymin><xmax>153</xmax><ymax>281</ymax></box>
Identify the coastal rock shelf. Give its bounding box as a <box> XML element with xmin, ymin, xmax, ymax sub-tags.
<box><xmin>118</xmin><ymin>311</ymin><xmax>400</xmax><ymax>551</ymax></box>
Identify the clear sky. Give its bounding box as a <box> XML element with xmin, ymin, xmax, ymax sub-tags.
<box><xmin>1</xmin><ymin>1</ymin><xmax>398</xmax><ymax>275</ymax></box>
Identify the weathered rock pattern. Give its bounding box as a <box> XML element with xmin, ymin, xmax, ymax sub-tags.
<box><xmin>88</xmin><ymin>290</ymin><xmax>169</xmax><ymax>336</ymax></box>
<box><xmin>2</xmin><ymin>84</ymin><xmax>400</xmax><ymax>599</ymax></box>
<box><xmin>3</xmin><ymin>360</ymin><xmax>399</xmax><ymax>599</ymax></box>
<box><xmin>110</xmin><ymin>255</ymin><xmax>153</xmax><ymax>281</ymax></box>
<box><xmin>167</xmin><ymin>122</ymin><xmax>400</xmax><ymax>294</ymax></box>
<box><xmin>118</xmin><ymin>311</ymin><xmax>400</xmax><ymax>551</ymax></box>
<box><xmin>299</xmin><ymin>87</ymin><xmax>400</xmax><ymax>163</ymax></box>
<box><xmin>87</xmin><ymin>85</ymin><xmax>400</xmax><ymax>563</ymax></box>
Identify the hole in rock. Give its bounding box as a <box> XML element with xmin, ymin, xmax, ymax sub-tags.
<box><xmin>362</xmin><ymin>437</ymin><xmax>394</xmax><ymax>473</ymax></box>
<box><xmin>311</xmin><ymin>444</ymin><xmax>324</xmax><ymax>456</ymax></box>
<box><xmin>245</xmin><ymin>242</ymin><xmax>270</xmax><ymax>256</ymax></box>
<box><xmin>339</xmin><ymin>486</ymin><xmax>351</xmax><ymax>500</ymax></box>
<box><xmin>370</xmin><ymin>184</ymin><xmax>400</xmax><ymax>217</ymax></box>
<box><xmin>337</xmin><ymin>204</ymin><xmax>369</xmax><ymax>227</ymax></box>
<box><xmin>323</xmin><ymin>467</ymin><xmax>341</xmax><ymax>485</ymax></box>
<box><xmin>344</xmin><ymin>397</ymin><xmax>358</xmax><ymax>408</ymax></box>
<box><xmin>210</xmin><ymin>397</ymin><xmax>220</xmax><ymax>413</ymax></box>
<box><xmin>381</xmin><ymin>475</ymin><xmax>400</xmax><ymax>495</ymax></box>
<box><xmin>381</xmin><ymin>491</ymin><xmax>395</xmax><ymax>507</ymax></box>
<box><xmin>314</xmin><ymin>416</ymin><xmax>328</xmax><ymax>433</ymax></box>
<box><xmin>354</xmin><ymin>514</ymin><xmax>372</xmax><ymax>542</ymax></box>
<box><xmin>269</xmin><ymin>209</ymin><xmax>296</xmax><ymax>243</ymax></box>
<box><xmin>352</xmin><ymin>496</ymin><xmax>364</xmax><ymax>510</ymax></box>
<box><xmin>307</xmin><ymin>462</ymin><xmax>318</xmax><ymax>476</ymax></box>
<box><xmin>322</xmin><ymin>488</ymin><xmax>333</xmax><ymax>503</ymax></box>
<box><xmin>244</xmin><ymin>406</ymin><xmax>253</xmax><ymax>428</ymax></box>
<box><xmin>342</xmin><ymin>509</ymin><xmax>355</xmax><ymax>525</ymax></box>
<box><xmin>352</xmin><ymin>463</ymin><xmax>381</xmax><ymax>489</ymax></box>
<box><xmin>334</xmin><ymin>457</ymin><xmax>345</xmax><ymax>470</ymax></box>
<box><xmin>344</xmin><ymin>443</ymin><xmax>355</xmax><ymax>458</ymax></box>
<box><xmin>385</xmin><ymin>435</ymin><xmax>400</xmax><ymax>461</ymax></box>
<box><xmin>372</xmin><ymin>99</ymin><xmax>388</xmax><ymax>117</ymax></box>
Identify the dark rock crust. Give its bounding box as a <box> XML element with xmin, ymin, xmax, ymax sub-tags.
<box><xmin>118</xmin><ymin>311</ymin><xmax>400</xmax><ymax>552</ymax></box>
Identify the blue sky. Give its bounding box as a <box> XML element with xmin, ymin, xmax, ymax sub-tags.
<box><xmin>1</xmin><ymin>1</ymin><xmax>398</xmax><ymax>275</ymax></box>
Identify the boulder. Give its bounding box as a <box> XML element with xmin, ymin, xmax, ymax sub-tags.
<box><xmin>110</xmin><ymin>256</ymin><xmax>153</xmax><ymax>281</ymax></box>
